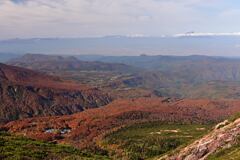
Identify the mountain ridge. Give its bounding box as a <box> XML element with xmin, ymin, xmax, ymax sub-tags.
<box><xmin>7</xmin><ymin>53</ymin><xmax>139</xmax><ymax>73</ymax></box>
<box><xmin>0</xmin><ymin>63</ymin><xmax>112</xmax><ymax>124</ymax></box>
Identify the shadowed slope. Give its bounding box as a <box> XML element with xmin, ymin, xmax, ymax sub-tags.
<box><xmin>0</xmin><ymin>63</ymin><xmax>112</xmax><ymax>124</ymax></box>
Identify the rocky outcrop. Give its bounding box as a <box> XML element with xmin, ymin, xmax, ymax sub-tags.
<box><xmin>163</xmin><ymin>118</ymin><xmax>240</xmax><ymax>160</ymax></box>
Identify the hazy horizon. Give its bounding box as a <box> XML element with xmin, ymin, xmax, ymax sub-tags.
<box><xmin>1</xmin><ymin>52</ymin><xmax>240</xmax><ymax>58</ymax></box>
<box><xmin>2</xmin><ymin>0</ymin><xmax>240</xmax><ymax>56</ymax></box>
<box><xmin>2</xmin><ymin>36</ymin><xmax>240</xmax><ymax>56</ymax></box>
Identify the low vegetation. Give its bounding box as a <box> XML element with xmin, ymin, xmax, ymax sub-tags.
<box><xmin>102</xmin><ymin>122</ymin><xmax>213</xmax><ymax>160</ymax></box>
<box><xmin>0</xmin><ymin>132</ymin><xmax>109</xmax><ymax>160</ymax></box>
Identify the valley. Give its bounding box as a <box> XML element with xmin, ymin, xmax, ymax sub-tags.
<box><xmin>1</xmin><ymin>54</ymin><xmax>240</xmax><ymax>159</ymax></box>
<box><xmin>2</xmin><ymin>1</ymin><xmax>240</xmax><ymax>159</ymax></box>
<box><xmin>2</xmin><ymin>97</ymin><xmax>240</xmax><ymax>159</ymax></box>
<box><xmin>8</xmin><ymin>54</ymin><xmax>240</xmax><ymax>99</ymax></box>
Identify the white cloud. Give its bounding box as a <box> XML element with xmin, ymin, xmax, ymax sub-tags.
<box><xmin>174</xmin><ymin>32</ymin><xmax>240</xmax><ymax>37</ymax></box>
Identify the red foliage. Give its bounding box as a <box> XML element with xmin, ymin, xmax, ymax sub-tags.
<box><xmin>4</xmin><ymin>97</ymin><xmax>240</xmax><ymax>149</ymax></box>
<box><xmin>0</xmin><ymin>63</ymin><xmax>112</xmax><ymax>124</ymax></box>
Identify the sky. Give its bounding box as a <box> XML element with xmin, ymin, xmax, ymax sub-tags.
<box><xmin>1</xmin><ymin>0</ymin><xmax>240</xmax><ymax>39</ymax></box>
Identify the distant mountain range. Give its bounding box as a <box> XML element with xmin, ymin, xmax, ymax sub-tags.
<box><xmin>77</xmin><ymin>54</ymin><xmax>240</xmax><ymax>82</ymax></box>
<box><xmin>3</xmin><ymin>48</ymin><xmax>240</xmax><ymax>159</ymax></box>
<box><xmin>7</xmin><ymin>53</ymin><xmax>138</xmax><ymax>73</ymax></box>
<box><xmin>6</xmin><ymin>53</ymin><xmax>240</xmax><ymax>99</ymax></box>
<box><xmin>0</xmin><ymin>53</ymin><xmax>20</xmax><ymax>62</ymax></box>
<box><xmin>2</xmin><ymin>35</ymin><xmax>240</xmax><ymax>56</ymax></box>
